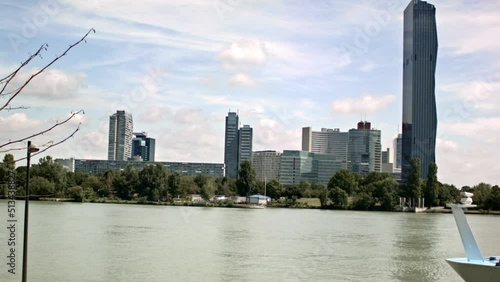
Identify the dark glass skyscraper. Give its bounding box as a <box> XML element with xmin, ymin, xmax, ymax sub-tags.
<box><xmin>402</xmin><ymin>0</ymin><xmax>438</xmax><ymax>181</ymax></box>
<box><xmin>224</xmin><ymin>112</ymin><xmax>239</xmax><ymax>179</ymax></box>
<box><xmin>131</xmin><ymin>132</ymin><xmax>156</xmax><ymax>162</ymax></box>
<box><xmin>238</xmin><ymin>124</ymin><xmax>253</xmax><ymax>164</ymax></box>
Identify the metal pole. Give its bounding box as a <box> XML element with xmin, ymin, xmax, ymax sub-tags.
<box><xmin>22</xmin><ymin>141</ymin><xmax>31</xmax><ymax>282</ymax></box>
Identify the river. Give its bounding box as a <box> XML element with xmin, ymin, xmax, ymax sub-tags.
<box><xmin>1</xmin><ymin>201</ymin><xmax>499</xmax><ymax>282</ymax></box>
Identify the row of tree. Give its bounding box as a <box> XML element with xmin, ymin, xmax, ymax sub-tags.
<box><xmin>1</xmin><ymin>154</ymin><xmax>499</xmax><ymax>211</ymax></box>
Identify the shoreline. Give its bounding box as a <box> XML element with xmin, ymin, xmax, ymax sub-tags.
<box><xmin>2</xmin><ymin>197</ymin><xmax>500</xmax><ymax>214</ymax></box>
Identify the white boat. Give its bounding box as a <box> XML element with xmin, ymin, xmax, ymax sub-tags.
<box><xmin>446</xmin><ymin>192</ymin><xmax>500</xmax><ymax>281</ymax></box>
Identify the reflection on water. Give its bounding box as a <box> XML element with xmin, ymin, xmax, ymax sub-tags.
<box><xmin>1</xmin><ymin>201</ymin><xmax>497</xmax><ymax>282</ymax></box>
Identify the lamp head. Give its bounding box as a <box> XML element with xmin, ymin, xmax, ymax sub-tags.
<box><xmin>28</xmin><ymin>143</ymin><xmax>39</xmax><ymax>154</ymax></box>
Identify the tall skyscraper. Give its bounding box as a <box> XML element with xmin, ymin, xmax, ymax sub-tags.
<box><xmin>348</xmin><ymin>121</ymin><xmax>381</xmax><ymax>175</ymax></box>
<box><xmin>108</xmin><ymin>110</ymin><xmax>133</xmax><ymax>161</ymax></box>
<box><xmin>402</xmin><ymin>0</ymin><xmax>438</xmax><ymax>181</ymax></box>
<box><xmin>238</xmin><ymin>124</ymin><xmax>253</xmax><ymax>164</ymax></box>
<box><xmin>131</xmin><ymin>132</ymin><xmax>156</xmax><ymax>162</ymax></box>
<box><xmin>393</xmin><ymin>134</ymin><xmax>403</xmax><ymax>169</ymax></box>
<box><xmin>302</xmin><ymin>127</ymin><xmax>349</xmax><ymax>170</ymax></box>
<box><xmin>224</xmin><ymin>112</ymin><xmax>239</xmax><ymax>179</ymax></box>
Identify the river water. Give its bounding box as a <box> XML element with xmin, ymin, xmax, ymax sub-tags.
<box><xmin>1</xmin><ymin>201</ymin><xmax>499</xmax><ymax>282</ymax></box>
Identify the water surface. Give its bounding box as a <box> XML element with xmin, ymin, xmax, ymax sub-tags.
<box><xmin>1</xmin><ymin>201</ymin><xmax>499</xmax><ymax>281</ymax></box>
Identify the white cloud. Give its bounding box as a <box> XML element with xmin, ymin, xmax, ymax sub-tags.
<box><xmin>229</xmin><ymin>73</ymin><xmax>257</xmax><ymax>87</ymax></box>
<box><xmin>436</xmin><ymin>138</ymin><xmax>459</xmax><ymax>153</ymax></box>
<box><xmin>219</xmin><ymin>40</ymin><xmax>268</xmax><ymax>68</ymax></box>
<box><xmin>8</xmin><ymin>68</ymin><xmax>86</xmax><ymax>100</ymax></box>
<box><xmin>439</xmin><ymin>1</ymin><xmax>500</xmax><ymax>54</ymax></box>
<box><xmin>331</xmin><ymin>94</ymin><xmax>396</xmax><ymax>114</ymax></box>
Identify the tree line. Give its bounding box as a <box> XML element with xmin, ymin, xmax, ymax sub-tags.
<box><xmin>1</xmin><ymin>154</ymin><xmax>499</xmax><ymax>211</ymax></box>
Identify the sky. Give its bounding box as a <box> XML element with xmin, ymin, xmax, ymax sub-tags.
<box><xmin>0</xmin><ymin>0</ymin><xmax>499</xmax><ymax>188</ymax></box>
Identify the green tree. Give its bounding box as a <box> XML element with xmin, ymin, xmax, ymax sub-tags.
<box><xmin>31</xmin><ymin>156</ymin><xmax>67</xmax><ymax>195</ymax></box>
<box><xmin>437</xmin><ymin>183</ymin><xmax>460</xmax><ymax>206</ymax></box>
<box><xmin>423</xmin><ymin>162</ymin><xmax>438</xmax><ymax>208</ymax></box>
<box><xmin>0</xmin><ymin>154</ymin><xmax>16</xmax><ymax>196</ymax></box>
<box><xmin>194</xmin><ymin>174</ymin><xmax>214</xmax><ymax>201</ymax></box>
<box><xmin>471</xmin><ymin>182</ymin><xmax>492</xmax><ymax>208</ymax></box>
<box><xmin>328</xmin><ymin>170</ymin><xmax>358</xmax><ymax>195</ymax></box>
<box><xmin>329</xmin><ymin>187</ymin><xmax>348</xmax><ymax>209</ymax></box>
<box><xmin>486</xmin><ymin>185</ymin><xmax>500</xmax><ymax>210</ymax></box>
<box><xmin>180</xmin><ymin>175</ymin><xmax>197</xmax><ymax>195</ymax></box>
<box><xmin>82</xmin><ymin>174</ymin><xmax>104</xmax><ymax>193</ymax></box>
<box><xmin>2</xmin><ymin>154</ymin><xmax>15</xmax><ymax>170</ymax></box>
<box><xmin>371</xmin><ymin>177</ymin><xmax>399</xmax><ymax>211</ymax></box>
<box><xmin>265</xmin><ymin>179</ymin><xmax>282</xmax><ymax>200</ymax></box>
<box><xmin>168</xmin><ymin>173</ymin><xmax>182</xmax><ymax>200</ymax></box>
<box><xmin>235</xmin><ymin>161</ymin><xmax>256</xmax><ymax>196</ymax></box>
<box><xmin>284</xmin><ymin>185</ymin><xmax>304</xmax><ymax>199</ymax></box>
<box><xmin>138</xmin><ymin>164</ymin><xmax>169</xmax><ymax>201</ymax></box>
<box><xmin>113</xmin><ymin>165</ymin><xmax>139</xmax><ymax>200</ymax></box>
<box><xmin>405</xmin><ymin>158</ymin><xmax>422</xmax><ymax>200</ymax></box>
<box><xmin>351</xmin><ymin>192</ymin><xmax>374</xmax><ymax>210</ymax></box>
<box><xmin>30</xmin><ymin>176</ymin><xmax>56</xmax><ymax>196</ymax></box>
<box><xmin>67</xmin><ymin>186</ymin><xmax>84</xmax><ymax>202</ymax></box>
<box><xmin>101</xmin><ymin>170</ymin><xmax>117</xmax><ymax>198</ymax></box>
<box><xmin>214</xmin><ymin>176</ymin><xmax>235</xmax><ymax>197</ymax></box>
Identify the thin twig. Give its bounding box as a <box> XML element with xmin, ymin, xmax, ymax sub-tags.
<box><xmin>0</xmin><ymin>28</ymin><xmax>95</xmax><ymax>111</ymax></box>
<box><xmin>0</xmin><ymin>110</ymin><xmax>84</xmax><ymax>149</ymax></box>
<box><xmin>13</xmin><ymin>123</ymin><xmax>81</xmax><ymax>163</ymax></box>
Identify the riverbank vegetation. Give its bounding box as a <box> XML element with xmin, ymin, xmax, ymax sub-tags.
<box><xmin>1</xmin><ymin>154</ymin><xmax>499</xmax><ymax>211</ymax></box>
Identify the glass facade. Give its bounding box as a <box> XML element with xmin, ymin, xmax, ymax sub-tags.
<box><xmin>224</xmin><ymin>112</ymin><xmax>239</xmax><ymax>179</ymax></box>
<box><xmin>74</xmin><ymin>159</ymin><xmax>224</xmax><ymax>177</ymax></box>
<box><xmin>347</xmin><ymin>124</ymin><xmax>382</xmax><ymax>175</ymax></box>
<box><xmin>131</xmin><ymin>132</ymin><xmax>155</xmax><ymax>162</ymax></box>
<box><xmin>238</xmin><ymin>125</ymin><xmax>253</xmax><ymax>164</ymax></box>
<box><xmin>402</xmin><ymin>0</ymin><xmax>438</xmax><ymax>181</ymax></box>
<box><xmin>108</xmin><ymin>110</ymin><xmax>133</xmax><ymax>161</ymax></box>
<box><xmin>279</xmin><ymin>150</ymin><xmax>341</xmax><ymax>185</ymax></box>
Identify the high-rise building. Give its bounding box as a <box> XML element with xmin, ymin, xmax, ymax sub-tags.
<box><xmin>238</xmin><ymin>124</ymin><xmax>253</xmax><ymax>164</ymax></box>
<box><xmin>348</xmin><ymin>121</ymin><xmax>381</xmax><ymax>175</ymax></box>
<box><xmin>382</xmin><ymin>149</ymin><xmax>390</xmax><ymax>164</ymax></box>
<box><xmin>381</xmin><ymin>148</ymin><xmax>394</xmax><ymax>174</ymax></box>
<box><xmin>302</xmin><ymin>127</ymin><xmax>349</xmax><ymax>170</ymax></box>
<box><xmin>279</xmin><ymin>150</ymin><xmax>342</xmax><ymax>185</ymax></box>
<box><xmin>131</xmin><ymin>132</ymin><xmax>156</xmax><ymax>162</ymax></box>
<box><xmin>108</xmin><ymin>110</ymin><xmax>133</xmax><ymax>161</ymax></box>
<box><xmin>252</xmin><ymin>150</ymin><xmax>281</xmax><ymax>181</ymax></box>
<box><xmin>393</xmin><ymin>134</ymin><xmax>403</xmax><ymax>169</ymax></box>
<box><xmin>402</xmin><ymin>0</ymin><xmax>438</xmax><ymax>181</ymax></box>
<box><xmin>224</xmin><ymin>112</ymin><xmax>239</xmax><ymax>179</ymax></box>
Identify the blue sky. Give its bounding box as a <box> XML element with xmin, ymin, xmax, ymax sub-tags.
<box><xmin>1</xmin><ymin>0</ymin><xmax>499</xmax><ymax>187</ymax></box>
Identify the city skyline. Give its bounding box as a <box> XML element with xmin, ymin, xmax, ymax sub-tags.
<box><xmin>1</xmin><ymin>1</ymin><xmax>499</xmax><ymax>187</ymax></box>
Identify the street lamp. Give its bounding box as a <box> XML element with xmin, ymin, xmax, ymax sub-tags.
<box><xmin>22</xmin><ymin>141</ymin><xmax>39</xmax><ymax>282</ymax></box>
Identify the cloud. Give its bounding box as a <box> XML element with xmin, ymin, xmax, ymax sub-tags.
<box><xmin>219</xmin><ymin>39</ymin><xmax>268</xmax><ymax>71</ymax></box>
<box><xmin>331</xmin><ymin>94</ymin><xmax>396</xmax><ymax>114</ymax></box>
<box><xmin>441</xmin><ymin>117</ymin><xmax>500</xmax><ymax>138</ymax></box>
<box><xmin>199</xmin><ymin>94</ymin><xmax>239</xmax><ymax>107</ymax></box>
<box><xmin>8</xmin><ymin>68</ymin><xmax>86</xmax><ymax>100</ymax></box>
<box><xmin>229</xmin><ymin>73</ymin><xmax>257</xmax><ymax>87</ymax></box>
<box><xmin>438</xmin><ymin>1</ymin><xmax>500</xmax><ymax>54</ymax></box>
<box><xmin>436</xmin><ymin>138</ymin><xmax>459</xmax><ymax>153</ymax></box>
<box><xmin>138</xmin><ymin>105</ymin><xmax>172</xmax><ymax>123</ymax></box>
<box><xmin>440</xmin><ymin>80</ymin><xmax>500</xmax><ymax>112</ymax></box>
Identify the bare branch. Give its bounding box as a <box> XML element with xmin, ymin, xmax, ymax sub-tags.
<box><xmin>0</xmin><ymin>28</ymin><xmax>95</xmax><ymax>111</ymax></box>
<box><xmin>13</xmin><ymin>122</ymin><xmax>81</xmax><ymax>163</ymax></box>
<box><xmin>0</xmin><ymin>44</ymin><xmax>48</xmax><ymax>88</ymax></box>
<box><xmin>0</xmin><ymin>109</ymin><xmax>84</xmax><ymax>149</ymax></box>
<box><xmin>1</xmin><ymin>105</ymin><xmax>30</xmax><ymax>111</ymax></box>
